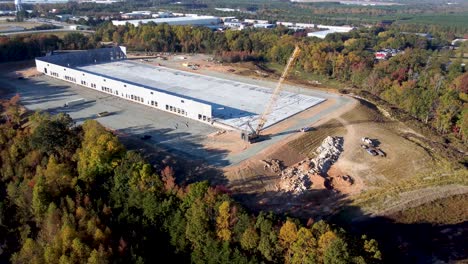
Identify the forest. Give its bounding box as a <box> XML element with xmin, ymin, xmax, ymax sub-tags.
<box><xmin>94</xmin><ymin>23</ymin><xmax>468</xmax><ymax>146</ymax></box>
<box><xmin>0</xmin><ymin>97</ymin><xmax>381</xmax><ymax>263</ymax></box>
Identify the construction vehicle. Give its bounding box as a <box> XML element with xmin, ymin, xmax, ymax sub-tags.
<box><xmin>241</xmin><ymin>46</ymin><xmax>301</xmax><ymax>143</ymax></box>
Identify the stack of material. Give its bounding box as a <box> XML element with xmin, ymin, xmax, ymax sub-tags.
<box><xmin>261</xmin><ymin>159</ymin><xmax>284</xmax><ymax>173</ymax></box>
<box><xmin>279</xmin><ymin>166</ymin><xmax>312</xmax><ymax>194</ymax></box>
<box><xmin>277</xmin><ymin>136</ymin><xmax>344</xmax><ymax>194</ymax></box>
<box><xmin>310</xmin><ymin>136</ymin><xmax>343</xmax><ymax>175</ymax></box>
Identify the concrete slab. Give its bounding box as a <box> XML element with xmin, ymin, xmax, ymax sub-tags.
<box><xmin>78</xmin><ymin>61</ymin><xmax>325</xmax><ymax>131</ymax></box>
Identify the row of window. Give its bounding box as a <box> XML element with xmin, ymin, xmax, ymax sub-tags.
<box><xmin>64</xmin><ymin>76</ymin><xmax>76</xmax><ymax>82</ymax></box>
<box><xmin>128</xmin><ymin>94</ymin><xmax>144</xmax><ymax>103</ymax></box>
<box><xmin>198</xmin><ymin>114</ymin><xmax>211</xmax><ymax>122</ymax></box>
<box><xmin>102</xmin><ymin>86</ymin><xmax>119</xmax><ymax>96</ymax></box>
<box><xmin>166</xmin><ymin>104</ymin><xmax>187</xmax><ymax>116</ymax></box>
<box><xmin>46</xmin><ymin>69</ymin><xmax>210</xmax><ymax>122</ymax></box>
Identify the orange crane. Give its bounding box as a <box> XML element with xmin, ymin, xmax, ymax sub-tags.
<box><xmin>242</xmin><ymin>45</ymin><xmax>301</xmax><ymax>143</ymax></box>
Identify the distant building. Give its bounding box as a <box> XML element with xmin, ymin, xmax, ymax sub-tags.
<box><xmin>374</xmin><ymin>52</ymin><xmax>389</xmax><ymax>60</ymax></box>
<box><xmin>374</xmin><ymin>49</ymin><xmax>401</xmax><ymax>60</ymax></box>
<box><xmin>215</xmin><ymin>8</ymin><xmax>241</xmax><ymax>12</ymax></box>
<box><xmin>112</xmin><ymin>16</ymin><xmax>221</xmax><ymax>27</ymax></box>
<box><xmin>224</xmin><ymin>21</ymin><xmax>246</xmax><ymax>30</ymax></box>
<box><xmin>307</xmin><ymin>26</ymin><xmax>354</xmax><ymax>39</ymax></box>
<box><xmin>253</xmin><ymin>23</ymin><xmax>276</xmax><ymax>29</ymax></box>
<box><xmin>55</xmin><ymin>14</ymin><xmax>73</xmax><ymax>21</ymax></box>
<box><xmin>22</xmin><ymin>0</ymin><xmax>69</xmax><ymax>3</ymax></box>
<box><xmin>451</xmin><ymin>38</ymin><xmax>467</xmax><ymax>46</ymax></box>
<box><xmin>244</xmin><ymin>19</ymin><xmax>269</xmax><ymax>24</ymax></box>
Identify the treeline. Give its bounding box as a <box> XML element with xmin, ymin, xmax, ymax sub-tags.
<box><xmin>0</xmin><ymin>33</ymin><xmax>96</xmax><ymax>62</ymax></box>
<box><xmin>96</xmin><ymin>23</ymin><xmax>467</xmax><ymax>143</ymax></box>
<box><xmin>0</xmin><ymin>100</ymin><xmax>381</xmax><ymax>263</ymax></box>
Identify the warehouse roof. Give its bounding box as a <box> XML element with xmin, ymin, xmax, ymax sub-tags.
<box><xmin>77</xmin><ymin>61</ymin><xmax>324</xmax><ymax>130</ymax></box>
<box><xmin>112</xmin><ymin>15</ymin><xmax>221</xmax><ymax>27</ymax></box>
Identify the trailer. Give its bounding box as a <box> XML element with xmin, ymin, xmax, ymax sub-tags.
<box><xmin>64</xmin><ymin>98</ymin><xmax>85</xmax><ymax>107</ymax></box>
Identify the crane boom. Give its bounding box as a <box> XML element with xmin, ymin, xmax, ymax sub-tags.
<box><xmin>255</xmin><ymin>46</ymin><xmax>301</xmax><ymax>134</ymax></box>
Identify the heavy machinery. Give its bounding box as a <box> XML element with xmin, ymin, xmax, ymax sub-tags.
<box><xmin>241</xmin><ymin>46</ymin><xmax>301</xmax><ymax>143</ymax></box>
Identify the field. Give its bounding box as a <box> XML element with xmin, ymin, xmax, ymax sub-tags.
<box><xmin>0</xmin><ymin>20</ymin><xmax>43</xmax><ymax>30</ymax></box>
<box><xmin>389</xmin><ymin>194</ymin><xmax>468</xmax><ymax>225</ymax></box>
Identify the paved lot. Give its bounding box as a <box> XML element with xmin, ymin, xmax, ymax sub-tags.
<box><xmin>1</xmin><ymin>68</ymin><xmax>352</xmax><ymax>167</ymax></box>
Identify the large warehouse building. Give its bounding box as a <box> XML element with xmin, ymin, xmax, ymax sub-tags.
<box><xmin>35</xmin><ymin>47</ymin><xmax>324</xmax><ymax>131</ymax></box>
<box><xmin>111</xmin><ymin>16</ymin><xmax>221</xmax><ymax>27</ymax></box>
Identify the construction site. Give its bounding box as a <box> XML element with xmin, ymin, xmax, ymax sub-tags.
<box><xmin>1</xmin><ymin>45</ymin><xmax>464</xmax><ymax>233</ymax></box>
<box><xmin>35</xmin><ymin>47</ymin><xmax>324</xmax><ymax>135</ymax></box>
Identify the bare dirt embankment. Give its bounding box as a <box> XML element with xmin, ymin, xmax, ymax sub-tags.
<box><xmin>225</xmin><ymin>93</ymin><xmax>467</xmax><ymax>221</ymax></box>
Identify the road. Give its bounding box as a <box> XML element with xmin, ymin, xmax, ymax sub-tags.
<box><xmin>1</xmin><ymin>29</ymin><xmax>95</xmax><ymax>36</ymax></box>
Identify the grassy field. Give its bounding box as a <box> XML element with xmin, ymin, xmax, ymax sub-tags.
<box><xmin>388</xmin><ymin>193</ymin><xmax>468</xmax><ymax>225</ymax></box>
<box><xmin>0</xmin><ymin>20</ymin><xmax>43</xmax><ymax>30</ymax></box>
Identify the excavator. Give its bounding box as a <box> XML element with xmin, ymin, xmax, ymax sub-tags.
<box><xmin>241</xmin><ymin>45</ymin><xmax>301</xmax><ymax>143</ymax></box>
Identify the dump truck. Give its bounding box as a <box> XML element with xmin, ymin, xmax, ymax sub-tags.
<box><xmin>64</xmin><ymin>98</ymin><xmax>85</xmax><ymax>107</ymax></box>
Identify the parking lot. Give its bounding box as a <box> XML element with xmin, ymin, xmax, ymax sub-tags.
<box><xmin>1</xmin><ymin>75</ymin><xmax>230</xmax><ymax>163</ymax></box>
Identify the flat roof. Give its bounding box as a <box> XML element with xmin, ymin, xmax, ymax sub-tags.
<box><xmin>112</xmin><ymin>16</ymin><xmax>220</xmax><ymax>26</ymax></box>
<box><xmin>78</xmin><ymin>61</ymin><xmax>324</xmax><ymax>130</ymax></box>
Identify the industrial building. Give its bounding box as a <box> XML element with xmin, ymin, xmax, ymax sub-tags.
<box><xmin>307</xmin><ymin>26</ymin><xmax>355</xmax><ymax>39</ymax></box>
<box><xmin>35</xmin><ymin>47</ymin><xmax>324</xmax><ymax>131</ymax></box>
<box><xmin>111</xmin><ymin>16</ymin><xmax>221</xmax><ymax>27</ymax></box>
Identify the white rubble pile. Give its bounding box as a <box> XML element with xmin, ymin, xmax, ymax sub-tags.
<box><xmin>279</xmin><ymin>167</ymin><xmax>312</xmax><ymax>194</ymax></box>
<box><xmin>310</xmin><ymin>136</ymin><xmax>343</xmax><ymax>175</ymax></box>
<box><xmin>277</xmin><ymin>136</ymin><xmax>344</xmax><ymax>194</ymax></box>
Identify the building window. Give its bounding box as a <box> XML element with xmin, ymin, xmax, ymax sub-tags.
<box><xmin>103</xmin><ymin>79</ymin><xmax>106</xmax><ymax>82</ymax></box>
<box><xmin>124</xmin><ymin>84</ymin><xmax>127</xmax><ymax>87</ymax></box>
<box><xmin>181</xmin><ymin>100</ymin><xmax>184</xmax><ymax>103</ymax></box>
<box><xmin>170</xmin><ymin>106</ymin><xmax>173</xmax><ymax>111</ymax></box>
<box><xmin>140</xmin><ymin>98</ymin><xmax>143</xmax><ymax>102</ymax></box>
<box><xmin>150</xmin><ymin>92</ymin><xmax>153</xmax><ymax>95</ymax></box>
<box><xmin>198</xmin><ymin>114</ymin><xmax>202</xmax><ymax>120</ymax></box>
<box><xmin>131</xmin><ymin>95</ymin><xmax>134</xmax><ymax>99</ymax></box>
<box><xmin>203</xmin><ymin>115</ymin><xmax>207</xmax><ymax>121</ymax></box>
<box><xmin>166</xmin><ymin>105</ymin><xmax>169</xmax><ymax>110</ymax></box>
<box><xmin>151</xmin><ymin>101</ymin><xmax>154</xmax><ymax>106</ymax></box>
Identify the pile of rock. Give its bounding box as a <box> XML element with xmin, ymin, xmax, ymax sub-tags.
<box><xmin>310</xmin><ymin>136</ymin><xmax>343</xmax><ymax>175</ymax></box>
<box><xmin>261</xmin><ymin>159</ymin><xmax>284</xmax><ymax>173</ymax></box>
<box><xmin>276</xmin><ymin>136</ymin><xmax>344</xmax><ymax>194</ymax></box>
<box><xmin>279</xmin><ymin>167</ymin><xmax>312</xmax><ymax>194</ymax></box>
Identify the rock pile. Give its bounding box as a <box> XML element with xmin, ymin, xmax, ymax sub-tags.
<box><xmin>277</xmin><ymin>136</ymin><xmax>344</xmax><ymax>194</ymax></box>
<box><xmin>279</xmin><ymin>167</ymin><xmax>312</xmax><ymax>194</ymax></box>
<box><xmin>310</xmin><ymin>136</ymin><xmax>343</xmax><ymax>175</ymax></box>
<box><xmin>261</xmin><ymin>159</ymin><xmax>284</xmax><ymax>173</ymax></box>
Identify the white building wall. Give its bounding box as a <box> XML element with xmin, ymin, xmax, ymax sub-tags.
<box><xmin>35</xmin><ymin>59</ymin><xmax>213</xmax><ymax>123</ymax></box>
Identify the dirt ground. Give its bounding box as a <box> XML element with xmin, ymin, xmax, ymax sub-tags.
<box><xmin>129</xmin><ymin>52</ymin><xmax>467</xmax><ymax>221</ymax></box>
<box><xmin>224</xmin><ymin>96</ymin><xmax>463</xmax><ymax>220</ymax></box>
